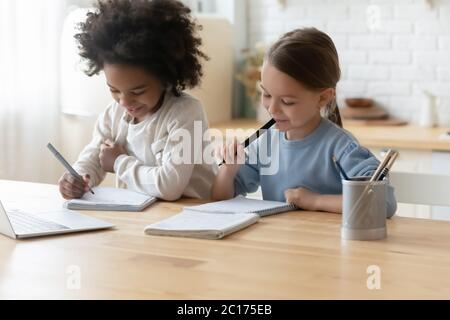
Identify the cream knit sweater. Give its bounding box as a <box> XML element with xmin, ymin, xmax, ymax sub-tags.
<box><xmin>73</xmin><ymin>92</ymin><xmax>216</xmax><ymax>201</ymax></box>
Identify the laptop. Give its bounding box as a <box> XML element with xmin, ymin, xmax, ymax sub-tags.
<box><xmin>0</xmin><ymin>200</ymin><xmax>114</xmax><ymax>239</ymax></box>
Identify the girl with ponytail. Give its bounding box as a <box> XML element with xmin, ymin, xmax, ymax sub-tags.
<box><xmin>212</xmin><ymin>28</ymin><xmax>397</xmax><ymax>216</ymax></box>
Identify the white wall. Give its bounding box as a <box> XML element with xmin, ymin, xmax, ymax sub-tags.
<box><xmin>248</xmin><ymin>0</ymin><xmax>450</xmax><ymax>125</ymax></box>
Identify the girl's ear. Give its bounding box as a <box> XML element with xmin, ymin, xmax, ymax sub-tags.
<box><xmin>318</xmin><ymin>88</ymin><xmax>335</xmax><ymax>108</ymax></box>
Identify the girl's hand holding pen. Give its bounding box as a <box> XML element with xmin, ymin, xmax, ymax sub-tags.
<box><xmin>214</xmin><ymin>138</ymin><xmax>246</xmax><ymax>174</ymax></box>
<box><xmin>99</xmin><ymin>139</ymin><xmax>127</xmax><ymax>173</ymax></box>
<box><xmin>58</xmin><ymin>173</ymin><xmax>91</xmax><ymax>200</ymax></box>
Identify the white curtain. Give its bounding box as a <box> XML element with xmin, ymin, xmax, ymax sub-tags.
<box><xmin>0</xmin><ymin>0</ymin><xmax>67</xmax><ymax>183</ymax></box>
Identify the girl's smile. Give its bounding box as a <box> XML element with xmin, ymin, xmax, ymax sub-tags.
<box><xmin>273</xmin><ymin>118</ymin><xmax>290</xmax><ymax>129</ymax></box>
<box><xmin>273</xmin><ymin>118</ymin><xmax>290</xmax><ymax>123</ymax></box>
<box><xmin>126</xmin><ymin>105</ymin><xmax>145</xmax><ymax>115</ymax></box>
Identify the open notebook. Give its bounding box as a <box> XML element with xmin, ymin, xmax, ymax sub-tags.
<box><xmin>144</xmin><ymin>196</ymin><xmax>297</xmax><ymax>240</ymax></box>
<box><xmin>65</xmin><ymin>187</ymin><xmax>157</xmax><ymax>212</ymax></box>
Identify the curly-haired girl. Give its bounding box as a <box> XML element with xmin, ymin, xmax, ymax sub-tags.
<box><xmin>58</xmin><ymin>0</ymin><xmax>216</xmax><ymax>201</ymax></box>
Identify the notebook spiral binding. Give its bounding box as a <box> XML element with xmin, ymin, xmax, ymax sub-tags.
<box><xmin>256</xmin><ymin>203</ymin><xmax>297</xmax><ymax>216</ymax></box>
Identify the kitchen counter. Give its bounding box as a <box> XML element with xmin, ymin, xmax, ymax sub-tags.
<box><xmin>212</xmin><ymin>119</ymin><xmax>450</xmax><ymax>152</ymax></box>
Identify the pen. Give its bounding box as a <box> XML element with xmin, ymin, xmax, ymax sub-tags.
<box><xmin>219</xmin><ymin>118</ymin><xmax>276</xmax><ymax>166</ymax></box>
<box><xmin>370</xmin><ymin>149</ymin><xmax>395</xmax><ymax>182</ymax></box>
<box><xmin>47</xmin><ymin>143</ymin><xmax>95</xmax><ymax>195</ymax></box>
<box><xmin>378</xmin><ymin>151</ymin><xmax>399</xmax><ymax>181</ymax></box>
<box><xmin>332</xmin><ymin>156</ymin><xmax>349</xmax><ymax>180</ymax></box>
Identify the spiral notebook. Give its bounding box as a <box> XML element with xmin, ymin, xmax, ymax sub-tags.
<box><xmin>144</xmin><ymin>196</ymin><xmax>297</xmax><ymax>240</ymax></box>
<box><xmin>65</xmin><ymin>187</ymin><xmax>157</xmax><ymax>212</ymax></box>
<box><xmin>186</xmin><ymin>196</ymin><xmax>297</xmax><ymax>217</ymax></box>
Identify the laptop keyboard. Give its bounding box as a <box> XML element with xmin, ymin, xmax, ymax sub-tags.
<box><xmin>7</xmin><ymin>209</ymin><xmax>70</xmax><ymax>235</ymax></box>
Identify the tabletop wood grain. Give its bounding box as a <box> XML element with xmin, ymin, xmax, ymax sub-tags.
<box><xmin>1</xmin><ymin>180</ymin><xmax>450</xmax><ymax>299</ymax></box>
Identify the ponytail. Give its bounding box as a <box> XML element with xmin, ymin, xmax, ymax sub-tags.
<box><xmin>323</xmin><ymin>96</ymin><xmax>343</xmax><ymax>128</ymax></box>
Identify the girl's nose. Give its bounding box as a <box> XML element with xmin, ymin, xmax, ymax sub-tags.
<box><xmin>267</xmin><ymin>100</ymin><xmax>281</xmax><ymax>115</ymax></box>
<box><xmin>119</xmin><ymin>94</ymin><xmax>134</xmax><ymax>107</ymax></box>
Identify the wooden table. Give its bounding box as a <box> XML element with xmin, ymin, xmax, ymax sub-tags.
<box><xmin>1</xmin><ymin>180</ymin><xmax>450</xmax><ymax>299</ymax></box>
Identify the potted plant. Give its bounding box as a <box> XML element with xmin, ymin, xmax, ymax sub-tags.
<box><xmin>236</xmin><ymin>42</ymin><xmax>272</xmax><ymax>123</ymax></box>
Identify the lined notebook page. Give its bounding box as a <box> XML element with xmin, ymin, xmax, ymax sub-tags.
<box><xmin>68</xmin><ymin>187</ymin><xmax>154</xmax><ymax>206</ymax></box>
<box><xmin>186</xmin><ymin>196</ymin><xmax>296</xmax><ymax>216</ymax></box>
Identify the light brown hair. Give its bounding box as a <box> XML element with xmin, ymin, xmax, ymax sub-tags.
<box><xmin>267</xmin><ymin>28</ymin><xmax>342</xmax><ymax>127</ymax></box>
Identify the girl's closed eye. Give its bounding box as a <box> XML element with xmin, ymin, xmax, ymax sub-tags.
<box><xmin>131</xmin><ymin>90</ymin><xmax>146</xmax><ymax>96</ymax></box>
<box><xmin>281</xmin><ymin>99</ymin><xmax>296</xmax><ymax>106</ymax></box>
<box><xmin>109</xmin><ymin>88</ymin><xmax>146</xmax><ymax>96</ymax></box>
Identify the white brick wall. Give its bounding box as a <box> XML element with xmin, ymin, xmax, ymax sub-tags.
<box><xmin>248</xmin><ymin>0</ymin><xmax>450</xmax><ymax>125</ymax></box>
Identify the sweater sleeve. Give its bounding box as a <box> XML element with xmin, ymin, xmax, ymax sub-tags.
<box><xmin>72</xmin><ymin>103</ymin><xmax>116</xmax><ymax>187</ymax></box>
<box><xmin>338</xmin><ymin>141</ymin><xmax>398</xmax><ymax>218</ymax></box>
<box><xmin>113</xmin><ymin>100</ymin><xmax>207</xmax><ymax>201</ymax></box>
<box><xmin>233</xmin><ymin>142</ymin><xmax>261</xmax><ymax>197</ymax></box>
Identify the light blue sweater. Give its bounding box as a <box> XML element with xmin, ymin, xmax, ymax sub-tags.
<box><xmin>234</xmin><ymin>118</ymin><xmax>397</xmax><ymax>218</ymax></box>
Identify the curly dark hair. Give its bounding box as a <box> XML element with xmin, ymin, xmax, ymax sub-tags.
<box><xmin>75</xmin><ymin>0</ymin><xmax>208</xmax><ymax>96</ymax></box>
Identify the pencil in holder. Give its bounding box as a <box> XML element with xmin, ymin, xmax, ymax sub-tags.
<box><xmin>342</xmin><ymin>177</ymin><xmax>387</xmax><ymax>241</ymax></box>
